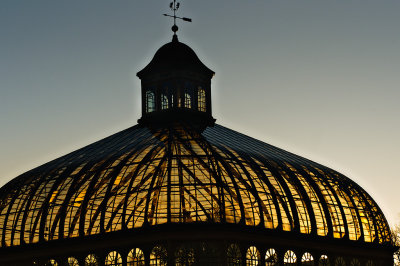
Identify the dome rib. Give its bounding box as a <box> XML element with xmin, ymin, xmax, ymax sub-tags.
<box><xmin>293</xmin><ymin>162</ymin><xmax>333</xmax><ymax>237</ymax></box>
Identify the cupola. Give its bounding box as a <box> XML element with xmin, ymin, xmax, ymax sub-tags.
<box><xmin>137</xmin><ymin>35</ymin><xmax>215</xmax><ymax>129</ymax></box>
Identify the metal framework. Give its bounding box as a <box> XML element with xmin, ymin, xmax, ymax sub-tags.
<box><xmin>0</xmin><ymin>123</ymin><xmax>392</xmax><ymax>250</ymax></box>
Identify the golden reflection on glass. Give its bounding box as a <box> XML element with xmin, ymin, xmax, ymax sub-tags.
<box><xmin>319</xmin><ymin>255</ymin><xmax>329</xmax><ymax>266</ymax></box>
<box><xmin>300</xmin><ymin>252</ymin><xmax>314</xmax><ymax>265</ymax></box>
<box><xmin>175</xmin><ymin>246</ymin><xmax>195</xmax><ymax>266</ymax></box>
<box><xmin>246</xmin><ymin>246</ymin><xmax>260</xmax><ymax>266</ymax></box>
<box><xmin>47</xmin><ymin>259</ymin><xmax>58</xmax><ymax>266</ymax></box>
<box><xmin>279</xmin><ymin>167</ymin><xmax>311</xmax><ymax>234</ymax></box>
<box><xmin>150</xmin><ymin>245</ymin><xmax>168</xmax><ymax>266</ymax></box>
<box><xmin>85</xmin><ymin>254</ymin><xmax>99</xmax><ymax>266</ymax></box>
<box><xmin>265</xmin><ymin>248</ymin><xmax>278</xmax><ymax>266</ymax></box>
<box><xmin>127</xmin><ymin>248</ymin><xmax>145</xmax><ymax>266</ymax></box>
<box><xmin>105</xmin><ymin>251</ymin><xmax>123</xmax><ymax>266</ymax></box>
<box><xmin>0</xmin><ymin>124</ymin><xmax>392</xmax><ymax>248</ymax></box>
<box><xmin>67</xmin><ymin>257</ymin><xmax>79</xmax><ymax>266</ymax></box>
<box><xmin>284</xmin><ymin>250</ymin><xmax>297</xmax><ymax>265</ymax></box>
<box><xmin>184</xmin><ymin>91</ymin><xmax>192</xmax><ymax>108</ymax></box>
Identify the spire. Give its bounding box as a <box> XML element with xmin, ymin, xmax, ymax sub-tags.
<box><xmin>163</xmin><ymin>0</ymin><xmax>192</xmax><ymax>40</ymax></box>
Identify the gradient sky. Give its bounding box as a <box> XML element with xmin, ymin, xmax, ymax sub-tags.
<box><xmin>1</xmin><ymin>1</ymin><xmax>399</xmax><ymax>227</ymax></box>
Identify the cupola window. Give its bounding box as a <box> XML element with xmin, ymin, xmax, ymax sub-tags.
<box><xmin>161</xmin><ymin>94</ymin><xmax>169</xmax><ymax>110</ymax></box>
<box><xmin>198</xmin><ymin>87</ymin><xmax>206</xmax><ymax>112</ymax></box>
<box><xmin>184</xmin><ymin>89</ymin><xmax>192</xmax><ymax>109</ymax></box>
<box><xmin>146</xmin><ymin>91</ymin><xmax>155</xmax><ymax>113</ymax></box>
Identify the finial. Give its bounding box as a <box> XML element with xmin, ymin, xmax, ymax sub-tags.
<box><xmin>163</xmin><ymin>0</ymin><xmax>192</xmax><ymax>40</ymax></box>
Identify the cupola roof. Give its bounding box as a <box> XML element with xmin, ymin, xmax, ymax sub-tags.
<box><xmin>137</xmin><ymin>36</ymin><xmax>214</xmax><ymax>79</ymax></box>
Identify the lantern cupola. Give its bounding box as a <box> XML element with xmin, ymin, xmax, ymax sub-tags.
<box><xmin>137</xmin><ymin>35</ymin><xmax>215</xmax><ymax>128</ymax></box>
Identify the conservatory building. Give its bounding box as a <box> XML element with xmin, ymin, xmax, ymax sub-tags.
<box><xmin>0</xmin><ymin>33</ymin><xmax>396</xmax><ymax>266</ymax></box>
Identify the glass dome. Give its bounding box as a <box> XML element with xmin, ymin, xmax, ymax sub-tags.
<box><xmin>0</xmin><ymin>123</ymin><xmax>392</xmax><ymax>248</ymax></box>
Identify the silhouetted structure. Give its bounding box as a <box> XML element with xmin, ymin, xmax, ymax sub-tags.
<box><xmin>0</xmin><ymin>28</ymin><xmax>396</xmax><ymax>266</ymax></box>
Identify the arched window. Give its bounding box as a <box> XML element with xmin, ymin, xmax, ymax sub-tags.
<box><xmin>127</xmin><ymin>248</ymin><xmax>145</xmax><ymax>266</ymax></box>
<box><xmin>184</xmin><ymin>89</ymin><xmax>192</xmax><ymax>109</ymax></box>
<box><xmin>319</xmin><ymin>255</ymin><xmax>329</xmax><ymax>266</ymax></box>
<box><xmin>301</xmin><ymin>252</ymin><xmax>314</xmax><ymax>265</ymax></box>
<box><xmin>284</xmin><ymin>250</ymin><xmax>297</xmax><ymax>265</ymax></box>
<box><xmin>67</xmin><ymin>257</ymin><xmax>79</xmax><ymax>266</ymax></box>
<box><xmin>350</xmin><ymin>258</ymin><xmax>360</xmax><ymax>266</ymax></box>
<box><xmin>105</xmin><ymin>251</ymin><xmax>123</xmax><ymax>266</ymax></box>
<box><xmin>246</xmin><ymin>246</ymin><xmax>260</xmax><ymax>266</ymax></box>
<box><xmin>334</xmin><ymin>257</ymin><xmax>345</xmax><ymax>266</ymax></box>
<box><xmin>150</xmin><ymin>245</ymin><xmax>168</xmax><ymax>266</ymax></box>
<box><xmin>198</xmin><ymin>242</ymin><xmax>218</xmax><ymax>264</ymax></box>
<box><xmin>146</xmin><ymin>90</ymin><xmax>155</xmax><ymax>113</ymax></box>
<box><xmin>227</xmin><ymin>243</ymin><xmax>242</xmax><ymax>265</ymax></box>
<box><xmin>85</xmin><ymin>254</ymin><xmax>99</xmax><ymax>266</ymax></box>
<box><xmin>175</xmin><ymin>246</ymin><xmax>195</xmax><ymax>266</ymax></box>
<box><xmin>265</xmin><ymin>248</ymin><xmax>278</xmax><ymax>266</ymax></box>
<box><xmin>197</xmin><ymin>87</ymin><xmax>206</xmax><ymax>112</ymax></box>
<box><xmin>161</xmin><ymin>94</ymin><xmax>168</xmax><ymax>110</ymax></box>
<box><xmin>46</xmin><ymin>259</ymin><xmax>58</xmax><ymax>266</ymax></box>
<box><xmin>366</xmin><ymin>260</ymin><xmax>374</xmax><ymax>266</ymax></box>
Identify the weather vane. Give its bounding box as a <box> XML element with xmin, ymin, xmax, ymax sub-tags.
<box><xmin>163</xmin><ymin>0</ymin><xmax>192</xmax><ymax>36</ymax></box>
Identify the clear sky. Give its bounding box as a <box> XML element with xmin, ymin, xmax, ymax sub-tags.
<box><xmin>1</xmin><ymin>1</ymin><xmax>399</xmax><ymax>226</ymax></box>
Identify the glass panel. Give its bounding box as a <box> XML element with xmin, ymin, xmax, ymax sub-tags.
<box><xmin>265</xmin><ymin>248</ymin><xmax>278</xmax><ymax>266</ymax></box>
<box><xmin>279</xmin><ymin>166</ymin><xmax>311</xmax><ymax>234</ymax></box>
<box><xmin>175</xmin><ymin>246</ymin><xmax>195</xmax><ymax>266</ymax></box>
<box><xmin>105</xmin><ymin>251</ymin><xmax>123</xmax><ymax>266</ymax></box>
<box><xmin>85</xmin><ymin>254</ymin><xmax>99</xmax><ymax>266</ymax></box>
<box><xmin>184</xmin><ymin>89</ymin><xmax>192</xmax><ymax>108</ymax></box>
<box><xmin>127</xmin><ymin>248</ymin><xmax>145</xmax><ymax>266</ymax></box>
<box><xmin>318</xmin><ymin>255</ymin><xmax>329</xmax><ymax>266</ymax></box>
<box><xmin>150</xmin><ymin>245</ymin><xmax>168</xmax><ymax>266</ymax></box>
<box><xmin>46</xmin><ymin>259</ymin><xmax>58</xmax><ymax>266</ymax></box>
<box><xmin>67</xmin><ymin>257</ymin><xmax>80</xmax><ymax>266</ymax></box>
<box><xmin>146</xmin><ymin>91</ymin><xmax>155</xmax><ymax>113</ymax></box>
<box><xmin>161</xmin><ymin>94</ymin><xmax>168</xmax><ymax>110</ymax></box>
<box><xmin>246</xmin><ymin>246</ymin><xmax>260</xmax><ymax>266</ymax></box>
<box><xmin>286</xmin><ymin>163</ymin><xmax>327</xmax><ymax>236</ymax></box>
<box><xmin>198</xmin><ymin>87</ymin><xmax>206</xmax><ymax>112</ymax></box>
<box><xmin>304</xmin><ymin>167</ymin><xmax>345</xmax><ymax>239</ymax></box>
<box><xmin>301</xmin><ymin>252</ymin><xmax>314</xmax><ymax>265</ymax></box>
<box><xmin>284</xmin><ymin>250</ymin><xmax>297</xmax><ymax>265</ymax></box>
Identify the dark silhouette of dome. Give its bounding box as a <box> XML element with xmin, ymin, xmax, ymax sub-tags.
<box><xmin>137</xmin><ymin>36</ymin><xmax>214</xmax><ymax>79</ymax></box>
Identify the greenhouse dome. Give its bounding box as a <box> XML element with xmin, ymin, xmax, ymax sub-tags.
<box><xmin>0</xmin><ymin>28</ymin><xmax>395</xmax><ymax>266</ymax></box>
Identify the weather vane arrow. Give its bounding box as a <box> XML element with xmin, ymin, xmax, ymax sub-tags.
<box><xmin>163</xmin><ymin>0</ymin><xmax>192</xmax><ymax>37</ymax></box>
